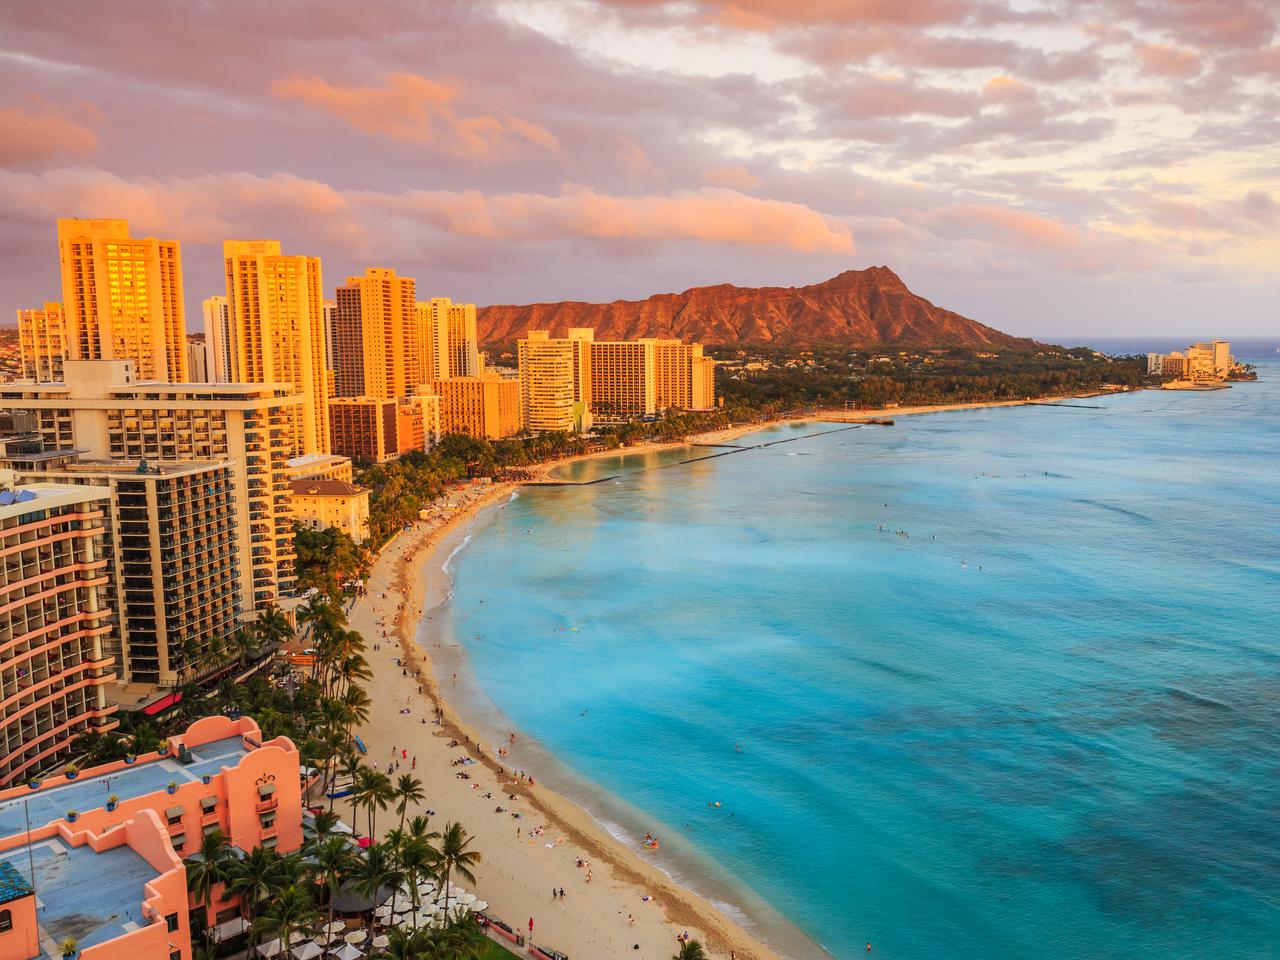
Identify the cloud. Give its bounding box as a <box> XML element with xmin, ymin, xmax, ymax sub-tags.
<box><xmin>0</xmin><ymin>168</ymin><xmax>365</xmax><ymax>248</ymax></box>
<box><xmin>0</xmin><ymin>98</ymin><xmax>100</xmax><ymax>168</ymax></box>
<box><xmin>703</xmin><ymin>165</ymin><xmax>763</xmax><ymax>190</ymax></box>
<box><xmin>368</xmin><ymin>184</ymin><xmax>856</xmax><ymax>254</ymax></box>
<box><xmin>1135</xmin><ymin>42</ymin><xmax>1201</xmax><ymax>77</ymax></box>
<box><xmin>270</xmin><ymin>72</ymin><xmax>560</xmax><ymax>161</ymax></box>
<box><xmin>0</xmin><ymin>169</ymin><xmax>853</xmax><ymax>258</ymax></box>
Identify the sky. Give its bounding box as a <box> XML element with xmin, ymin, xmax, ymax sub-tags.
<box><xmin>0</xmin><ymin>0</ymin><xmax>1276</xmax><ymax>339</ymax></box>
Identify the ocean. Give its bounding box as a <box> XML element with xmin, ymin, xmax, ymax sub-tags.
<box><xmin>431</xmin><ymin>340</ymin><xmax>1280</xmax><ymax>960</ymax></box>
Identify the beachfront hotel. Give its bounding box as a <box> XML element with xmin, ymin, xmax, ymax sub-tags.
<box><xmin>517</xmin><ymin>329</ymin><xmax>717</xmax><ymax>430</ymax></box>
<box><xmin>0</xmin><ymin>451</ymin><xmax>241</xmax><ymax>690</ymax></box>
<box><xmin>0</xmin><ymin>715</ymin><xmax>305</xmax><ymax>958</ymax></box>
<box><xmin>222</xmin><ymin>240</ymin><xmax>331</xmax><ymax>457</ymax></box>
<box><xmin>15</xmin><ymin>304</ymin><xmax>66</xmax><ymax>384</ymax></box>
<box><xmin>56</xmin><ymin>219</ymin><xmax>188</xmax><ymax>383</ymax></box>
<box><xmin>0</xmin><ymin>360</ymin><xmax>304</xmax><ymax>612</ymax></box>
<box><xmin>1147</xmin><ymin>340</ymin><xmax>1235</xmax><ymax>382</ymax></box>
<box><xmin>289</xmin><ymin>477</ymin><xmax>372</xmax><ymax>544</ymax></box>
<box><xmin>431</xmin><ymin>373</ymin><xmax>522</xmax><ymax>440</ymax></box>
<box><xmin>517</xmin><ymin>329</ymin><xmax>594</xmax><ymax>433</ymax></box>
<box><xmin>0</xmin><ymin>481</ymin><xmax>116</xmax><ymax>787</ymax></box>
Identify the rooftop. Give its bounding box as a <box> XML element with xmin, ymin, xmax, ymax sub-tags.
<box><xmin>0</xmin><ymin>736</ymin><xmax>248</xmax><ymax>838</ymax></box>
<box><xmin>20</xmin><ymin>835</ymin><xmax>158</xmax><ymax>953</ymax></box>
<box><xmin>289</xmin><ymin>479</ymin><xmax>368</xmax><ymax>497</ymax></box>
<box><xmin>0</xmin><ymin>482</ymin><xmax>106</xmax><ymax>521</ymax></box>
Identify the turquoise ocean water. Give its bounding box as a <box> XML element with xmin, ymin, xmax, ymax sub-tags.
<box><xmin>435</xmin><ymin>342</ymin><xmax>1280</xmax><ymax>960</ymax></box>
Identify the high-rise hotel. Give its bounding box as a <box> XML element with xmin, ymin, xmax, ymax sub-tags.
<box><xmin>55</xmin><ymin>218</ymin><xmax>188</xmax><ymax>382</ymax></box>
<box><xmin>223</xmin><ymin>240</ymin><xmax>330</xmax><ymax>456</ymax></box>
<box><xmin>332</xmin><ymin>268</ymin><xmax>421</xmax><ymax>399</ymax></box>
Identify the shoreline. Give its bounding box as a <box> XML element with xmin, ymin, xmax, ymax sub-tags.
<box><xmin>344</xmin><ymin>388</ymin><xmax>1131</xmax><ymax>960</ymax></box>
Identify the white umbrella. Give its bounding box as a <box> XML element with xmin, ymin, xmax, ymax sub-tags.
<box><xmin>257</xmin><ymin>940</ymin><xmax>284</xmax><ymax>958</ymax></box>
<box><xmin>293</xmin><ymin>942</ymin><xmax>323</xmax><ymax>960</ymax></box>
<box><xmin>344</xmin><ymin>931</ymin><xmax>368</xmax><ymax>945</ymax></box>
<box><xmin>371</xmin><ymin>936</ymin><xmax>390</xmax><ymax>950</ymax></box>
<box><xmin>330</xmin><ymin>944</ymin><xmax>365</xmax><ymax>960</ymax></box>
<box><xmin>374</xmin><ymin>905</ymin><xmax>393</xmax><ymax>919</ymax></box>
<box><xmin>323</xmin><ymin>922</ymin><xmax>346</xmax><ymax>936</ymax></box>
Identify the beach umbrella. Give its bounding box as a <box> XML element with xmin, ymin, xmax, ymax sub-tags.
<box><xmin>370</xmin><ymin>936</ymin><xmax>389</xmax><ymax>950</ymax></box>
<box><xmin>330</xmin><ymin>944</ymin><xmax>365</xmax><ymax>960</ymax></box>
<box><xmin>374</xmin><ymin>905</ymin><xmax>393</xmax><ymax>920</ymax></box>
<box><xmin>473</xmin><ymin>900</ymin><xmax>488</xmax><ymax>912</ymax></box>
<box><xmin>323</xmin><ymin>922</ymin><xmax>346</xmax><ymax>936</ymax></box>
<box><xmin>293</xmin><ymin>942</ymin><xmax>323</xmax><ymax>960</ymax></box>
<box><xmin>344</xmin><ymin>931</ymin><xmax>368</xmax><ymax>945</ymax></box>
<box><xmin>313</xmin><ymin>936</ymin><xmax>329</xmax><ymax>948</ymax></box>
<box><xmin>257</xmin><ymin>940</ymin><xmax>283</xmax><ymax>958</ymax></box>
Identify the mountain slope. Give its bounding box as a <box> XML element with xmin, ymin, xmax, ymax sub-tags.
<box><xmin>477</xmin><ymin>266</ymin><xmax>1030</xmax><ymax>349</ymax></box>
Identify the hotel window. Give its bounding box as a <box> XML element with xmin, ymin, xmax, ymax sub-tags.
<box><xmin>171</xmin><ymin>833</ymin><xmax>186</xmax><ymax>851</ymax></box>
<box><xmin>166</xmin><ymin>805</ymin><xmax>184</xmax><ymax>825</ymax></box>
<box><xmin>166</xmin><ymin>913</ymin><xmax>180</xmax><ymax>933</ymax></box>
<box><xmin>260</xmin><ymin>814</ymin><xmax>276</xmax><ymax>828</ymax></box>
<box><xmin>200</xmin><ymin>795</ymin><xmax>218</xmax><ymax>811</ymax></box>
<box><xmin>262</xmin><ymin>835</ymin><xmax>278</xmax><ymax>849</ymax></box>
<box><xmin>0</xmin><ymin>909</ymin><xmax>10</xmax><ymax>932</ymax></box>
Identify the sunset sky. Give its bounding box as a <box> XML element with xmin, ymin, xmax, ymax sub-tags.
<box><xmin>1</xmin><ymin>0</ymin><xmax>1276</xmax><ymax>339</ymax></box>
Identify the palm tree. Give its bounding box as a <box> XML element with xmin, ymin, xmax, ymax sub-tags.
<box><xmin>406</xmin><ymin>814</ymin><xmax>438</xmax><ymax>844</ymax></box>
<box><xmin>185</xmin><ymin>829</ymin><xmax>235</xmax><ymax>935</ymax></box>
<box><xmin>224</xmin><ymin>846</ymin><xmax>282</xmax><ymax>950</ymax></box>
<box><xmin>335</xmin><ymin>751</ymin><xmax>363</xmax><ymax>814</ymax></box>
<box><xmin>353</xmin><ymin>843</ymin><xmax>405</xmax><ymax>931</ymax></box>
<box><xmin>353</xmin><ymin>767</ymin><xmax>394</xmax><ymax>841</ymax></box>
<box><xmin>393</xmin><ymin>774</ymin><xmax>425</xmax><ymax>832</ymax></box>
<box><xmin>254</xmin><ymin>605</ymin><xmax>293</xmax><ymax>652</ymax></box>
<box><xmin>253</xmin><ymin>883</ymin><xmax>319</xmax><ymax>957</ymax></box>
<box><xmin>230</xmin><ymin>627</ymin><xmax>260</xmax><ymax>671</ymax></box>
<box><xmin>436</xmin><ymin>822</ymin><xmax>481</xmax><ymax>916</ymax></box>
<box><xmin>375</xmin><ymin>927</ymin><xmax>430</xmax><ymax>960</ymax></box>
<box><xmin>311</xmin><ymin>835</ymin><xmax>357</xmax><ymax>932</ymax></box>
<box><xmin>673</xmin><ymin>940</ymin><xmax>708</xmax><ymax>960</ymax></box>
<box><xmin>394</xmin><ymin>837</ymin><xmax>439</xmax><ymax>931</ymax></box>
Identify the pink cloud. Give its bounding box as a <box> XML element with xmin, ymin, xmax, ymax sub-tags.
<box><xmin>1135</xmin><ymin>42</ymin><xmax>1201</xmax><ymax>77</ymax></box>
<box><xmin>0</xmin><ymin>168</ymin><xmax>365</xmax><ymax>248</ymax></box>
<box><xmin>703</xmin><ymin>166</ymin><xmax>764</xmax><ymax>190</ymax></box>
<box><xmin>369</xmin><ymin>185</ymin><xmax>856</xmax><ymax>254</ymax></box>
<box><xmin>0</xmin><ymin>98</ymin><xmax>100</xmax><ymax>169</ymax></box>
<box><xmin>270</xmin><ymin>72</ymin><xmax>560</xmax><ymax>161</ymax></box>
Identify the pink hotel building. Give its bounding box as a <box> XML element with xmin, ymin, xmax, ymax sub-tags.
<box><xmin>0</xmin><ymin>715</ymin><xmax>304</xmax><ymax>960</ymax></box>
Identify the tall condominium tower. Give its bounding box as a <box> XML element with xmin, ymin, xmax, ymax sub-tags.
<box><xmin>56</xmin><ymin>218</ymin><xmax>188</xmax><ymax>382</ymax></box>
<box><xmin>0</xmin><ymin>482</ymin><xmax>117</xmax><ymax>785</ymax></box>
<box><xmin>16</xmin><ymin>301</ymin><xmax>67</xmax><ymax>382</ymax></box>
<box><xmin>417</xmin><ymin>297</ymin><xmax>481</xmax><ymax>380</ymax></box>
<box><xmin>201</xmin><ymin>295</ymin><xmax>232</xmax><ymax>383</ymax></box>
<box><xmin>332</xmin><ymin>268</ymin><xmax>421</xmax><ymax>399</ymax></box>
<box><xmin>223</xmin><ymin>240</ymin><xmax>330</xmax><ymax>455</ymax></box>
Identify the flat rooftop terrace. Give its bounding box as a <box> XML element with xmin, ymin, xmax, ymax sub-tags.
<box><xmin>0</xmin><ymin>736</ymin><xmax>247</xmax><ymax>838</ymax></box>
<box><xmin>11</xmin><ymin>835</ymin><xmax>156</xmax><ymax>954</ymax></box>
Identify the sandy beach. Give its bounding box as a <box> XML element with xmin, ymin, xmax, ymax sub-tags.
<box><xmin>340</xmin><ymin>391</ymin><xmax>1128</xmax><ymax>960</ymax></box>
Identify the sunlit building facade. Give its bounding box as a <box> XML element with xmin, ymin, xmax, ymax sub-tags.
<box><xmin>0</xmin><ymin>360</ymin><xmax>303</xmax><ymax>611</ymax></box>
<box><xmin>223</xmin><ymin>240</ymin><xmax>330</xmax><ymax>456</ymax></box>
<box><xmin>431</xmin><ymin>374</ymin><xmax>521</xmax><ymax>439</ymax></box>
<box><xmin>57</xmin><ymin>219</ymin><xmax>188</xmax><ymax>382</ymax></box>
<box><xmin>16</xmin><ymin>302</ymin><xmax>66</xmax><ymax>383</ymax></box>
<box><xmin>332</xmin><ymin>268</ymin><xmax>422</xmax><ymax>399</ymax></box>
<box><xmin>201</xmin><ymin>295</ymin><xmax>232</xmax><ymax>383</ymax></box>
<box><xmin>0</xmin><ymin>482</ymin><xmax>116</xmax><ymax>786</ymax></box>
